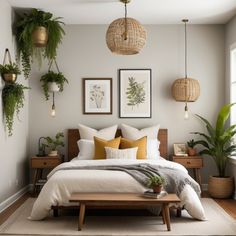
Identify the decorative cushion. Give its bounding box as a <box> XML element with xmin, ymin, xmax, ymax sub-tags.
<box><xmin>78</xmin><ymin>124</ymin><xmax>118</xmax><ymax>140</ymax></box>
<box><xmin>147</xmin><ymin>139</ymin><xmax>160</xmax><ymax>159</ymax></box>
<box><xmin>105</xmin><ymin>147</ymin><xmax>138</xmax><ymax>160</ymax></box>
<box><xmin>120</xmin><ymin>136</ymin><xmax>147</xmax><ymax>159</ymax></box>
<box><xmin>76</xmin><ymin>139</ymin><xmax>94</xmax><ymax>160</ymax></box>
<box><xmin>94</xmin><ymin>136</ymin><xmax>121</xmax><ymax>160</ymax></box>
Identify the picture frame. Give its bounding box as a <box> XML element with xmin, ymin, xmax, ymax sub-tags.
<box><xmin>119</xmin><ymin>69</ymin><xmax>152</xmax><ymax>118</ymax></box>
<box><xmin>173</xmin><ymin>143</ymin><xmax>188</xmax><ymax>156</ymax></box>
<box><xmin>83</xmin><ymin>78</ymin><xmax>112</xmax><ymax>114</ymax></box>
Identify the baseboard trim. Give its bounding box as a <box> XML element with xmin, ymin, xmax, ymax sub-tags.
<box><xmin>0</xmin><ymin>185</ymin><xmax>30</xmax><ymax>213</ymax></box>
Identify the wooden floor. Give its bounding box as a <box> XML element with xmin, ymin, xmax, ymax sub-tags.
<box><xmin>0</xmin><ymin>192</ymin><xmax>236</xmax><ymax>226</ymax></box>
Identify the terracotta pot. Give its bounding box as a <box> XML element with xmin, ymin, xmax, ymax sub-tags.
<box><xmin>208</xmin><ymin>176</ymin><xmax>235</xmax><ymax>198</ymax></box>
<box><xmin>2</xmin><ymin>73</ymin><xmax>17</xmax><ymax>83</ymax></box>
<box><xmin>188</xmin><ymin>148</ymin><xmax>197</xmax><ymax>156</ymax></box>
<box><xmin>32</xmin><ymin>26</ymin><xmax>48</xmax><ymax>47</ymax></box>
<box><xmin>48</xmin><ymin>150</ymin><xmax>58</xmax><ymax>157</ymax></box>
<box><xmin>152</xmin><ymin>185</ymin><xmax>162</xmax><ymax>194</ymax></box>
<box><xmin>48</xmin><ymin>82</ymin><xmax>60</xmax><ymax>92</ymax></box>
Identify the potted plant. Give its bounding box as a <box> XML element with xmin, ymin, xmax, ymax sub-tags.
<box><xmin>187</xmin><ymin>139</ymin><xmax>197</xmax><ymax>156</ymax></box>
<box><xmin>44</xmin><ymin>132</ymin><xmax>65</xmax><ymax>156</ymax></box>
<box><xmin>147</xmin><ymin>175</ymin><xmax>165</xmax><ymax>193</ymax></box>
<box><xmin>40</xmin><ymin>71</ymin><xmax>68</xmax><ymax>100</ymax></box>
<box><xmin>193</xmin><ymin>103</ymin><xmax>236</xmax><ymax>198</ymax></box>
<box><xmin>0</xmin><ymin>63</ymin><xmax>21</xmax><ymax>83</ymax></box>
<box><xmin>2</xmin><ymin>83</ymin><xmax>29</xmax><ymax>136</ymax></box>
<box><xmin>15</xmin><ymin>9</ymin><xmax>65</xmax><ymax>78</ymax></box>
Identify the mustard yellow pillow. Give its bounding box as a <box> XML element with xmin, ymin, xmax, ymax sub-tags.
<box><xmin>120</xmin><ymin>136</ymin><xmax>147</xmax><ymax>159</ymax></box>
<box><xmin>94</xmin><ymin>136</ymin><xmax>121</xmax><ymax>160</ymax></box>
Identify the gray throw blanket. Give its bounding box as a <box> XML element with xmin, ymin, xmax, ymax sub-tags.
<box><xmin>53</xmin><ymin>163</ymin><xmax>201</xmax><ymax>197</ymax></box>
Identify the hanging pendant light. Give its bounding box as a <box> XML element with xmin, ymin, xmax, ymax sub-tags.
<box><xmin>171</xmin><ymin>19</ymin><xmax>200</xmax><ymax>119</ymax></box>
<box><xmin>106</xmin><ymin>0</ymin><xmax>146</xmax><ymax>55</ymax></box>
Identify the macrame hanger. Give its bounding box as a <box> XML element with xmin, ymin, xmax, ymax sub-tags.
<box><xmin>48</xmin><ymin>59</ymin><xmax>60</xmax><ymax>73</ymax></box>
<box><xmin>3</xmin><ymin>48</ymin><xmax>12</xmax><ymax>65</ymax></box>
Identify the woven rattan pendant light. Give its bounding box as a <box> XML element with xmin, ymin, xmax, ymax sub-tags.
<box><xmin>106</xmin><ymin>0</ymin><xmax>146</xmax><ymax>55</ymax></box>
<box><xmin>171</xmin><ymin>19</ymin><xmax>200</xmax><ymax>119</ymax></box>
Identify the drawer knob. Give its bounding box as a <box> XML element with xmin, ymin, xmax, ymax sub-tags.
<box><xmin>187</xmin><ymin>161</ymin><xmax>191</xmax><ymax>164</ymax></box>
<box><xmin>43</xmin><ymin>162</ymin><xmax>47</xmax><ymax>165</ymax></box>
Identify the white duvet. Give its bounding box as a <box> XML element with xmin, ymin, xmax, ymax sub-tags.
<box><xmin>29</xmin><ymin>159</ymin><xmax>206</xmax><ymax>220</ymax></box>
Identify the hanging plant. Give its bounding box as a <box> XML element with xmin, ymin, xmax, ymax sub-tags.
<box><xmin>40</xmin><ymin>71</ymin><xmax>68</xmax><ymax>100</ymax></box>
<box><xmin>2</xmin><ymin>83</ymin><xmax>29</xmax><ymax>136</ymax></box>
<box><xmin>15</xmin><ymin>9</ymin><xmax>65</xmax><ymax>79</ymax></box>
<box><xmin>0</xmin><ymin>63</ymin><xmax>21</xmax><ymax>83</ymax></box>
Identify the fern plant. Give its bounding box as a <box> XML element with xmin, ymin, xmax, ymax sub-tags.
<box><xmin>40</xmin><ymin>71</ymin><xmax>68</xmax><ymax>100</ymax></box>
<box><xmin>0</xmin><ymin>63</ymin><xmax>21</xmax><ymax>75</ymax></box>
<box><xmin>15</xmin><ymin>9</ymin><xmax>65</xmax><ymax>78</ymax></box>
<box><xmin>2</xmin><ymin>83</ymin><xmax>29</xmax><ymax>136</ymax></box>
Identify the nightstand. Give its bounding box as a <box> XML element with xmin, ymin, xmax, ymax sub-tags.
<box><xmin>30</xmin><ymin>155</ymin><xmax>62</xmax><ymax>193</ymax></box>
<box><xmin>172</xmin><ymin>155</ymin><xmax>203</xmax><ymax>189</ymax></box>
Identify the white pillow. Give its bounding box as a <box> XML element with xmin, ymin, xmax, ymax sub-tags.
<box><xmin>121</xmin><ymin>124</ymin><xmax>160</xmax><ymax>140</ymax></box>
<box><xmin>147</xmin><ymin>139</ymin><xmax>160</xmax><ymax>159</ymax></box>
<box><xmin>76</xmin><ymin>139</ymin><xmax>94</xmax><ymax>160</ymax></box>
<box><xmin>78</xmin><ymin>124</ymin><xmax>118</xmax><ymax>140</ymax></box>
<box><xmin>105</xmin><ymin>147</ymin><xmax>138</xmax><ymax>160</ymax></box>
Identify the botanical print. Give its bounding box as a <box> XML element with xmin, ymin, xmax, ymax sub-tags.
<box><xmin>90</xmin><ymin>84</ymin><xmax>105</xmax><ymax>108</ymax></box>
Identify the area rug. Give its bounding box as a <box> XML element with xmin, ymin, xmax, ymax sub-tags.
<box><xmin>0</xmin><ymin>198</ymin><xmax>236</xmax><ymax>236</ymax></box>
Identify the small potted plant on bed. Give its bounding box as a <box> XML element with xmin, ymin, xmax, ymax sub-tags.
<box><xmin>40</xmin><ymin>71</ymin><xmax>68</xmax><ymax>100</ymax></box>
<box><xmin>147</xmin><ymin>175</ymin><xmax>165</xmax><ymax>193</ymax></box>
<box><xmin>0</xmin><ymin>63</ymin><xmax>21</xmax><ymax>83</ymax></box>
<box><xmin>44</xmin><ymin>132</ymin><xmax>65</xmax><ymax>156</ymax></box>
<box><xmin>193</xmin><ymin>103</ymin><xmax>236</xmax><ymax>198</ymax></box>
<box><xmin>187</xmin><ymin>139</ymin><xmax>197</xmax><ymax>156</ymax></box>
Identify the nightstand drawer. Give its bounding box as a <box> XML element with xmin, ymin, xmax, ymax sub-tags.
<box><xmin>173</xmin><ymin>157</ymin><xmax>203</xmax><ymax>168</ymax></box>
<box><xmin>31</xmin><ymin>158</ymin><xmax>61</xmax><ymax>168</ymax></box>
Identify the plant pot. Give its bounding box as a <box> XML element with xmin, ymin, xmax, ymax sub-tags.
<box><xmin>48</xmin><ymin>82</ymin><xmax>60</xmax><ymax>92</ymax></box>
<box><xmin>208</xmin><ymin>176</ymin><xmax>235</xmax><ymax>198</ymax></box>
<box><xmin>32</xmin><ymin>26</ymin><xmax>48</xmax><ymax>47</ymax></box>
<box><xmin>2</xmin><ymin>73</ymin><xmax>17</xmax><ymax>83</ymax></box>
<box><xmin>48</xmin><ymin>150</ymin><xmax>58</xmax><ymax>156</ymax></box>
<box><xmin>152</xmin><ymin>185</ymin><xmax>162</xmax><ymax>194</ymax></box>
<box><xmin>188</xmin><ymin>148</ymin><xmax>197</xmax><ymax>156</ymax></box>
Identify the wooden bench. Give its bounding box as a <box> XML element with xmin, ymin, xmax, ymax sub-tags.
<box><xmin>69</xmin><ymin>193</ymin><xmax>180</xmax><ymax>231</ymax></box>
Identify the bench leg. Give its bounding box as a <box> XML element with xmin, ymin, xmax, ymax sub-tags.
<box><xmin>78</xmin><ymin>203</ymin><xmax>86</xmax><ymax>231</ymax></box>
<box><xmin>161</xmin><ymin>210</ymin><xmax>166</xmax><ymax>224</ymax></box>
<box><xmin>176</xmin><ymin>208</ymin><xmax>182</xmax><ymax>217</ymax></box>
<box><xmin>53</xmin><ymin>209</ymin><xmax>59</xmax><ymax>217</ymax></box>
<box><xmin>163</xmin><ymin>203</ymin><xmax>171</xmax><ymax>231</ymax></box>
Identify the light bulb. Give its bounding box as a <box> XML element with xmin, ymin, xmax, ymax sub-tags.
<box><xmin>184</xmin><ymin>104</ymin><xmax>189</xmax><ymax>120</ymax></box>
<box><xmin>51</xmin><ymin>105</ymin><xmax>56</xmax><ymax>117</ymax></box>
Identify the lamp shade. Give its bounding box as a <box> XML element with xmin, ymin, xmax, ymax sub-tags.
<box><xmin>106</xmin><ymin>17</ymin><xmax>146</xmax><ymax>55</ymax></box>
<box><xmin>171</xmin><ymin>78</ymin><xmax>200</xmax><ymax>102</ymax></box>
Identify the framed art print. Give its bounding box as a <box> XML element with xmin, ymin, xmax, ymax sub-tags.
<box><xmin>119</xmin><ymin>69</ymin><xmax>152</xmax><ymax>118</ymax></box>
<box><xmin>173</xmin><ymin>143</ymin><xmax>188</xmax><ymax>156</ymax></box>
<box><xmin>83</xmin><ymin>78</ymin><xmax>112</xmax><ymax>114</ymax></box>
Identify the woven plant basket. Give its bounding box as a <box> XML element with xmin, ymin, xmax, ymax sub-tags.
<box><xmin>171</xmin><ymin>78</ymin><xmax>200</xmax><ymax>102</ymax></box>
<box><xmin>106</xmin><ymin>17</ymin><xmax>146</xmax><ymax>55</ymax></box>
<box><xmin>208</xmin><ymin>176</ymin><xmax>235</xmax><ymax>199</ymax></box>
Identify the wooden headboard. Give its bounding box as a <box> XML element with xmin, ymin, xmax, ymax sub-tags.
<box><xmin>68</xmin><ymin>129</ymin><xmax>168</xmax><ymax>161</ymax></box>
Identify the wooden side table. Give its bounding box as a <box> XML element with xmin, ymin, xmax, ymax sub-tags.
<box><xmin>30</xmin><ymin>155</ymin><xmax>62</xmax><ymax>193</ymax></box>
<box><xmin>171</xmin><ymin>155</ymin><xmax>203</xmax><ymax>188</ymax></box>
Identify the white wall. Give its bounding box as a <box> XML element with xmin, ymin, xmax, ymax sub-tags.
<box><xmin>0</xmin><ymin>0</ymin><xmax>29</xmax><ymax>205</ymax></box>
<box><xmin>29</xmin><ymin>24</ymin><xmax>225</xmax><ymax>184</ymax></box>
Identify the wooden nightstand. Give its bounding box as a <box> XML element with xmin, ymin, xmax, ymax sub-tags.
<box><xmin>172</xmin><ymin>155</ymin><xmax>203</xmax><ymax>189</ymax></box>
<box><xmin>30</xmin><ymin>155</ymin><xmax>62</xmax><ymax>193</ymax></box>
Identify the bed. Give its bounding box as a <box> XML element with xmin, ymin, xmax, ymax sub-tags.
<box><xmin>29</xmin><ymin>128</ymin><xmax>205</xmax><ymax>221</ymax></box>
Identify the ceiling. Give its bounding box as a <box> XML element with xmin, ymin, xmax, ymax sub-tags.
<box><xmin>8</xmin><ymin>0</ymin><xmax>236</xmax><ymax>24</ymax></box>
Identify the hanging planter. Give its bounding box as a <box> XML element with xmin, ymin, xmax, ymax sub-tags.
<box><xmin>48</xmin><ymin>82</ymin><xmax>60</xmax><ymax>92</ymax></box>
<box><xmin>0</xmin><ymin>49</ymin><xmax>21</xmax><ymax>83</ymax></box>
<box><xmin>15</xmin><ymin>9</ymin><xmax>65</xmax><ymax>79</ymax></box>
<box><xmin>2</xmin><ymin>83</ymin><xmax>29</xmax><ymax>136</ymax></box>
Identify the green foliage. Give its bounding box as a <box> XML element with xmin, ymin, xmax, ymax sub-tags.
<box><xmin>193</xmin><ymin>103</ymin><xmax>236</xmax><ymax>177</ymax></box>
<box><xmin>15</xmin><ymin>9</ymin><xmax>65</xmax><ymax>78</ymax></box>
<box><xmin>2</xmin><ymin>83</ymin><xmax>29</xmax><ymax>136</ymax></box>
<box><xmin>187</xmin><ymin>139</ymin><xmax>197</xmax><ymax>148</ymax></box>
<box><xmin>44</xmin><ymin>132</ymin><xmax>65</xmax><ymax>151</ymax></box>
<box><xmin>147</xmin><ymin>175</ymin><xmax>165</xmax><ymax>187</ymax></box>
<box><xmin>126</xmin><ymin>77</ymin><xmax>146</xmax><ymax>108</ymax></box>
<box><xmin>40</xmin><ymin>71</ymin><xmax>68</xmax><ymax>100</ymax></box>
<box><xmin>0</xmin><ymin>63</ymin><xmax>21</xmax><ymax>75</ymax></box>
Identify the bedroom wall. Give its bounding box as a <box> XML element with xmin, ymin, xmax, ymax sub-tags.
<box><xmin>0</xmin><ymin>0</ymin><xmax>29</xmax><ymax>209</ymax></box>
<box><xmin>29</xmin><ymin>24</ymin><xmax>225</xmax><ymax>185</ymax></box>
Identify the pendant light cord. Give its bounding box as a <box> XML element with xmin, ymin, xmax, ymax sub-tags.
<box><xmin>124</xmin><ymin>2</ymin><xmax>128</xmax><ymax>40</ymax></box>
<box><xmin>183</xmin><ymin>19</ymin><xmax>188</xmax><ymax>106</ymax></box>
<box><xmin>52</xmin><ymin>92</ymin><xmax>55</xmax><ymax>108</ymax></box>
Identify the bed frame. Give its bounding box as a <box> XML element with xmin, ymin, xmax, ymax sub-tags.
<box><xmin>68</xmin><ymin>128</ymin><xmax>168</xmax><ymax>161</ymax></box>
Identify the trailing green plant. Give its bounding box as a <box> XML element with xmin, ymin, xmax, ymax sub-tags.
<box><xmin>147</xmin><ymin>175</ymin><xmax>165</xmax><ymax>187</ymax></box>
<box><xmin>193</xmin><ymin>103</ymin><xmax>236</xmax><ymax>177</ymax></box>
<box><xmin>15</xmin><ymin>9</ymin><xmax>65</xmax><ymax>78</ymax></box>
<box><xmin>44</xmin><ymin>132</ymin><xmax>65</xmax><ymax>151</ymax></box>
<box><xmin>187</xmin><ymin>139</ymin><xmax>197</xmax><ymax>148</ymax></box>
<box><xmin>40</xmin><ymin>71</ymin><xmax>68</xmax><ymax>100</ymax></box>
<box><xmin>0</xmin><ymin>63</ymin><xmax>21</xmax><ymax>75</ymax></box>
<box><xmin>2</xmin><ymin>83</ymin><xmax>29</xmax><ymax>136</ymax></box>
